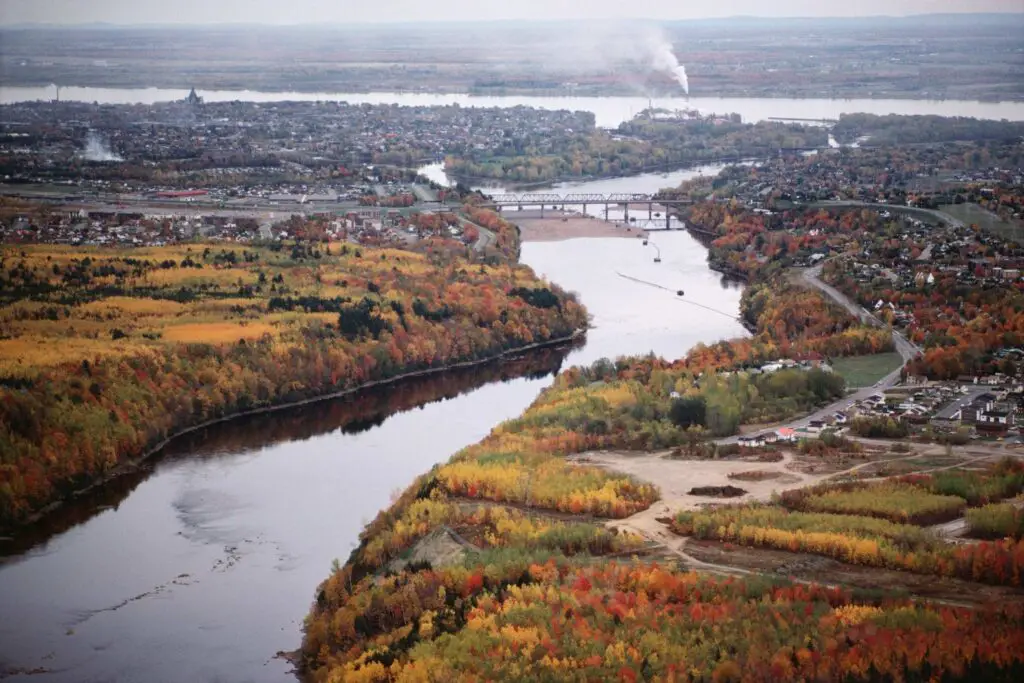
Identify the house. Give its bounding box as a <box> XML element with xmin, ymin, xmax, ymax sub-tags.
<box><xmin>960</xmin><ymin>393</ymin><xmax>1007</xmax><ymax>429</ymax></box>
<box><xmin>807</xmin><ymin>417</ymin><xmax>835</xmax><ymax>433</ymax></box>
<box><xmin>776</xmin><ymin>428</ymin><xmax>797</xmax><ymax>442</ymax></box>
<box><xmin>806</xmin><ymin>421</ymin><xmax>824</xmax><ymax>433</ymax></box>
<box><xmin>979</xmin><ymin>410</ymin><xmax>1013</xmax><ymax>426</ymax></box>
<box><xmin>975</xmin><ymin>410</ymin><xmax>1014</xmax><ymax>436</ymax></box>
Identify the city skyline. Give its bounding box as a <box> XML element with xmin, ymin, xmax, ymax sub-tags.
<box><xmin>2</xmin><ymin>0</ymin><xmax>1023</xmax><ymax>25</ymax></box>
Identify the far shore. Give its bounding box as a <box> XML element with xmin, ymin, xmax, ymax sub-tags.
<box><xmin>2</xmin><ymin>329</ymin><xmax>585</xmax><ymax>535</ymax></box>
<box><xmin>515</xmin><ymin>210</ymin><xmax>651</xmax><ymax>243</ymax></box>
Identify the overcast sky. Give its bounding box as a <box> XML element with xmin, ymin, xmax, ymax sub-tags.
<box><xmin>2</xmin><ymin>0</ymin><xmax>1023</xmax><ymax>25</ymax></box>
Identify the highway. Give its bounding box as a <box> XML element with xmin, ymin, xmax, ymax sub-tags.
<box><xmin>1</xmin><ymin>188</ymin><xmax>508</xmax><ymax>252</ymax></box>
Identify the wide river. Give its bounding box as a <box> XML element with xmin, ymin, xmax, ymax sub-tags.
<box><xmin>0</xmin><ymin>164</ymin><xmax>747</xmax><ymax>681</ymax></box>
<box><xmin>3</xmin><ymin>86</ymin><xmax>1024</xmax><ymax>126</ymax></box>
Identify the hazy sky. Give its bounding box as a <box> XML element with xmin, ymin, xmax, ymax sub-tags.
<box><xmin>2</xmin><ymin>0</ymin><xmax>1023</xmax><ymax>25</ymax></box>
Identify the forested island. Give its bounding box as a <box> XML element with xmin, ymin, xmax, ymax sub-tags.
<box><xmin>0</xmin><ymin>222</ymin><xmax>587</xmax><ymax>530</ymax></box>
<box><xmin>444</xmin><ymin>111</ymin><xmax>1024</xmax><ymax>186</ymax></box>
<box><xmin>445</xmin><ymin>113</ymin><xmax>828</xmax><ymax>184</ymax></box>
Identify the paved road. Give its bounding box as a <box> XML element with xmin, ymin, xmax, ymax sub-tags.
<box><xmin>456</xmin><ymin>214</ymin><xmax>496</xmax><ymax>252</ymax></box>
<box><xmin>411</xmin><ymin>183</ymin><xmax>439</xmax><ymax>203</ymax></box>
<box><xmin>717</xmin><ymin>266</ymin><xmax>920</xmax><ymax>444</ymax></box>
<box><xmin>811</xmin><ymin>201</ymin><xmax>965</xmax><ymax>230</ymax></box>
<box><xmin>802</xmin><ymin>264</ymin><xmax>920</xmax><ymax>365</ymax></box>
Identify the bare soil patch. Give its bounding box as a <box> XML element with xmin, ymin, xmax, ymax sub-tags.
<box><xmin>685</xmin><ymin>539</ymin><xmax>1024</xmax><ymax>608</ymax></box>
<box><xmin>385</xmin><ymin>528</ymin><xmax>466</xmax><ymax>573</ymax></box>
<box><xmin>516</xmin><ymin>212</ymin><xmax>645</xmax><ymax>242</ymax></box>
<box><xmin>790</xmin><ymin>453</ymin><xmax>874</xmax><ymax>476</ymax></box>
<box><xmin>857</xmin><ymin>455</ymin><xmax>967</xmax><ymax>478</ymax></box>
<box><xmin>571</xmin><ymin>450</ymin><xmax>819</xmax><ymax>513</ymax></box>
<box><xmin>728</xmin><ymin>469</ymin><xmax>801</xmax><ymax>484</ymax></box>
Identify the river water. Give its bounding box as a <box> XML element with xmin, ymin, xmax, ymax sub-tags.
<box><xmin>0</xmin><ymin>162</ymin><xmax>746</xmax><ymax>681</ymax></box>
<box><xmin>3</xmin><ymin>86</ymin><xmax>1024</xmax><ymax>126</ymax></box>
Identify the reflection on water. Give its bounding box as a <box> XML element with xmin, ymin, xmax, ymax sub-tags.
<box><xmin>719</xmin><ymin>275</ymin><xmax>745</xmax><ymax>291</ymax></box>
<box><xmin>162</xmin><ymin>345</ymin><xmax>573</xmax><ymax>462</ymax></box>
<box><xmin>0</xmin><ymin>344</ymin><xmax>574</xmax><ymax>563</ymax></box>
<box><xmin>0</xmin><ymin>345</ymin><xmax>576</xmax><ymax>683</ymax></box>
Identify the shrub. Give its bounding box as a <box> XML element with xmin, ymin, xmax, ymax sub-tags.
<box><xmin>669</xmin><ymin>396</ymin><xmax>707</xmax><ymax>429</ymax></box>
<box><xmin>850</xmin><ymin>416</ymin><xmax>909</xmax><ymax>439</ymax></box>
<box><xmin>920</xmin><ymin>460</ymin><xmax>1024</xmax><ymax>506</ymax></box>
<box><xmin>672</xmin><ymin>504</ymin><xmax>1024</xmax><ymax>586</ymax></box>
<box><xmin>802</xmin><ymin>482</ymin><xmax>965</xmax><ymax>525</ymax></box>
<box><xmin>966</xmin><ymin>503</ymin><xmax>1024</xmax><ymax>540</ymax></box>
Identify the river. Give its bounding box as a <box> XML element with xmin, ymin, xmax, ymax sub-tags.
<box><xmin>3</xmin><ymin>86</ymin><xmax>1024</xmax><ymax>126</ymax></box>
<box><xmin>0</xmin><ymin>165</ymin><xmax>746</xmax><ymax>681</ymax></box>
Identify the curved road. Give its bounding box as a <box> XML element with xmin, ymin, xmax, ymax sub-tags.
<box><xmin>718</xmin><ymin>265</ymin><xmax>920</xmax><ymax>444</ymax></box>
<box><xmin>810</xmin><ymin>201</ymin><xmax>965</xmax><ymax>230</ymax></box>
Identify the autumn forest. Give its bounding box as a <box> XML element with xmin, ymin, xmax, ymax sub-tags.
<box><xmin>0</xmin><ymin>238</ymin><xmax>587</xmax><ymax>529</ymax></box>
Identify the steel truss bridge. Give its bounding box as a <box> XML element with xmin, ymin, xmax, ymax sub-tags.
<box><xmin>476</xmin><ymin>193</ymin><xmax>693</xmax><ymax>208</ymax></box>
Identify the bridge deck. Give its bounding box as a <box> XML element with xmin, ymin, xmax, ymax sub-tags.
<box><xmin>479</xmin><ymin>192</ymin><xmax>691</xmax><ymax>206</ymax></box>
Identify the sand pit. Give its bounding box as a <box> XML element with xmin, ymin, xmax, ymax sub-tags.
<box><xmin>569</xmin><ymin>450</ymin><xmax>823</xmax><ymax>514</ymax></box>
<box><xmin>515</xmin><ymin>211</ymin><xmax>647</xmax><ymax>242</ymax></box>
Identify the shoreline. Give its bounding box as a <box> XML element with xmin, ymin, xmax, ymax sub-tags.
<box><xmin>5</xmin><ymin>84</ymin><xmax>1021</xmax><ymax>104</ymax></box>
<box><xmin>451</xmin><ymin>157</ymin><xmax>761</xmax><ymax>191</ymax></box>
<box><xmin>4</xmin><ymin>328</ymin><xmax>586</xmax><ymax>535</ymax></box>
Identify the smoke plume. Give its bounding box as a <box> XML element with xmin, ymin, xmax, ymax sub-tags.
<box><xmin>647</xmin><ymin>33</ymin><xmax>689</xmax><ymax>95</ymax></box>
<box><xmin>83</xmin><ymin>131</ymin><xmax>122</xmax><ymax>162</ymax></box>
<box><xmin>512</xmin><ymin>22</ymin><xmax>691</xmax><ymax>98</ymax></box>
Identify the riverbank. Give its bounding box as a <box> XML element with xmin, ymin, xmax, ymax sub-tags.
<box><xmin>8</xmin><ymin>329</ymin><xmax>586</xmax><ymax>535</ymax></box>
<box><xmin>0</xmin><ymin>243</ymin><xmax>588</xmax><ymax>533</ymax></box>
<box><xmin>450</xmin><ymin>157</ymin><xmax>764</xmax><ymax>191</ymax></box>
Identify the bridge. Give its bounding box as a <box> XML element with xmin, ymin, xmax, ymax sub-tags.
<box><xmin>476</xmin><ymin>192</ymin><xmax>692</xmax><ymax>223</ymax></box>
<box><xmin>477</xmin><ymin>192</ymin><xmax>692</xmax><ymax>207</ymax></box>
<box><xmin>767</xmin><ymin>117</ymin><xmax>838</xmax><ymax>125</ymax></box>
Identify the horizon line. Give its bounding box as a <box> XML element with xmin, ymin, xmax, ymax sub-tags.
<box><xmin>3</xmin><ymin>11</ymin><xmax>1023</xmax><ymax>29</ymax></box>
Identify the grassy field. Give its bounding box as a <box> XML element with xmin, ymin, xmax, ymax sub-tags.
<box><xmin>940</xmin><ymin>203</ymin><xmax>1024</xmax><ymax>242</ymax></box>
<box><xmin>830</xmin><ymin>352</ymin><xmax>904</xmax><ymax>388</ymax></box>
<box><xmin>0</xmin><ymin>243</ymin><xmax>453</xmax><ymax>378</ymax></box>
